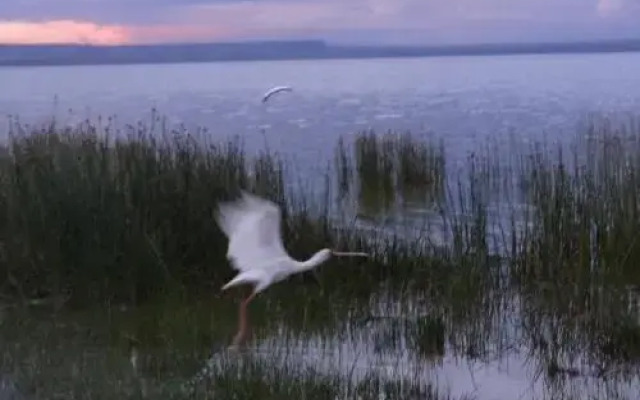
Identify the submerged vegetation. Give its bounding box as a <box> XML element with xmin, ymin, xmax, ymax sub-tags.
<box><xmin>335</xmin><ymin>130</ymin><xmax>446</xmax><ymax>216</ymax></box>
<box><xmin>0</xmin><ymin>114</ymin><xmax>639</xmax><ymax>399</ymax></box>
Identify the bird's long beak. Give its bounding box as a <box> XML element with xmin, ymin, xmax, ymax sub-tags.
<box><xmin>331</xmin><ymin>251</ymin><xmax>370</xmax><ymax>258</ymax></box>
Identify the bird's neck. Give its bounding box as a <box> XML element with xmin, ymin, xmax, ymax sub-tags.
<box><xmin>297</xmin><ymin>250</ymin><xmax>327</xmax><ymax>271</ymax></box>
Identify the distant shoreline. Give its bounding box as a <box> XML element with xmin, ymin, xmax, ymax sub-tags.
<box><xmin>1</xmin><ymin>38</ymin><xmax>639</xmax><ymax>68</ymax></box>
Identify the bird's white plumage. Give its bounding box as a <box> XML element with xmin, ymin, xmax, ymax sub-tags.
<box><xmin>215</xmin><ymin>190</ymin><xmax>369</xmax><ymax>348</ymax></box>
<box><xmin>262</xmin><ymin>86</ymin><xmax>292</xmax><ymax>103</ymax></box>
<box><xmin>216</xmin><ymin>191</ymin><xmax>288</xmax><ymax>274</ymax></box>
<box><xmin>215</xmin><ymin>190</ymin><xmax>369</xmax><ymax>295</ymax></box>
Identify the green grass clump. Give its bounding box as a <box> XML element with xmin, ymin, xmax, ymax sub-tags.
<box><xmin>513</xmin><ymin>124</ymin><xmax>640</xmax><ymax>287</ymax></box>
<box><xmin>496</xmin><ymin>120</ymin><xmax>640</xmax><ymax>378</ymax></box>
<box><xmin>338</xmin><ymin>130</ymin><xmax>446</xmax><ymax>218</ymax></box>
<box><xmin>395</xmin><ymin>131</ymin><xmax>446</xmax><ymax>192</ymax></box>
<box><xmin>0</xmin><ymin>120</ymin><xmax>280</xmax><ymax>306</ymax></box>
<box><xmin>353</xmin><ymin>130</ymin><xmax>397</xmax><ymax>216</ymax></box>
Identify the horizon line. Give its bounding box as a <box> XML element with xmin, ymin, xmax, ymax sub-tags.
<box><xmin>2</xmin><ymin>37</ymin><xmax>640</xmax><ymax>49</ymax></box>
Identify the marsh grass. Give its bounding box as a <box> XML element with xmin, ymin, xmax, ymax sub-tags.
<box><xmin>339</xmin><ymin>130</ymin><xmax>446</xmax><ymax>219</ymax></box>
<box><xmin>353</xmin><ymin>130</ymin><xmax>397</xmax><ymax>217</ymax></box>
<box><xmin>2</xmin><ymin>114</ymin><xmax>640</xmax><ymax>398</ymax></box>
<box><xmin>0</xmin><ymin>119</ymin><xmax>478</xmax><ymax>310</ymax></box>
<box><xmin>501</xmin><ymin>120</ymin><xmax>640</xmax><ymax>382</ymax></box>
<box><xmin>395</xmin><ymin>131</ymin><xmax>446</xmax><ymax>196</ymax></box>
<box><xmin>331</xmin><ymin>118</ymin><xmax>640</xmax><ymax>385</ymax></box>
<box><xmin>1</xmin><ymin>123</ymin><xmax>251</xmax><ymax>305</ymax></box>
<box><xmin>513</xmin><ymin>125</ymin><xmax>640</xmax><ymax>287</ymax></box>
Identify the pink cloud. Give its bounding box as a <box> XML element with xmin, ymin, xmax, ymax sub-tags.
<box><xmin>0</xmin><ymin>19</ymin><xmax>130</xmax><ymax>45</ymax></box>
<box><xmin>0</xmin><ymin>0</ymin><xmax>637</xmax><ymax>46</ymax></box>
<box><xmin>128</xmin><ymin>24</ymin><xmax>240</xmax><ymax>44</ymax></box>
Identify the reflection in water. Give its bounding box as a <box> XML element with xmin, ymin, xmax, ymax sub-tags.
<box><xmin>0</xmin><ymin>269</ymin><xmax>638</xmax><ymax>399</ymax></box>
<box><xmin>181</xmin><ymin>290</ymin><xmax>638</xmax><ymax>400</ymax></box>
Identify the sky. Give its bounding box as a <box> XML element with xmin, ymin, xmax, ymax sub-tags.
<box><xmin>0</xmin><ymin>0</ymin><xmax>639</xmax><ymax>46</ymax></box>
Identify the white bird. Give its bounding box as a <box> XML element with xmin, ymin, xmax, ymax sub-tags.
<box><xmin>261</xmin><ymin>86</ymin><xmax>293</xmax><ymax>103</ymax></box>
<box><xmin>215</xmin><ymin>190</ymin><xmax>369</xmax><ymax>348</ymax></box>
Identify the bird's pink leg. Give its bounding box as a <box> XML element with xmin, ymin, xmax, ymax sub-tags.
<box><xmin>232</xmin><ymin>290</ymin><xmax>257</xmax><ymax>347</ymax></box>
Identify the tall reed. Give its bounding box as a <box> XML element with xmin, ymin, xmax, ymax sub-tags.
<box><xmin>0</xmin><ymin>121</ymin><xmax>461</xmax><ymax>309</ymax></box>
<box><xmin>0</xmin><ymin>120</ymin><xmax>284</xmax><ymax>306</ymax></box>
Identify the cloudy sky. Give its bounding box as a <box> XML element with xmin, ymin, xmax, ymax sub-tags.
<box><xmin>0</xmin><ymin>0</ymin><xmax>639</xmax><ymax>45</ymax></box>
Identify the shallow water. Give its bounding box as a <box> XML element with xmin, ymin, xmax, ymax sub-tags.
<box><xmin>2</xmin><ymin>279</ymin><xmax>637</xmax><ymax>400</ymax></box>
<box><xmin>167</xmin><ymin>284</ymin><xmax>640</xmax><ymax>400</ymax></box>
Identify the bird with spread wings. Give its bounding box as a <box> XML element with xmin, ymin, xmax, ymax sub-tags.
<box><xmin>215</xmin><ymin>190</ymin><xmax>369</xmax><ymax>348</ymax></box>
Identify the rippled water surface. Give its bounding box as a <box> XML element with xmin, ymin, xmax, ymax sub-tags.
<box><xmin>2</xmin><ymin>53</ymin><xmax>640</xmax><ymax>161</ymax></box>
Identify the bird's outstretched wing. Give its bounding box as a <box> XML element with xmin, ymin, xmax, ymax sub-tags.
<box><xmin>262</xmin><ymin>86</ymin><xmax>292</xmax><ymax>103</ymax></box>
<box><xmin>215</xmin><ymin>191</ymin><xmax>289</xmax><ymax>272</ymax></box>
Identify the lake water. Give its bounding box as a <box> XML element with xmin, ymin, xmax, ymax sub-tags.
<box><xmin>2</xmin><ymin>53</ymin><xmax>640</xmax><ymax>400</ymax></box>
<box><xmin>2</xmin><ymin>52</ymin><xmax>640</xmax><ymax>167</ymax></box>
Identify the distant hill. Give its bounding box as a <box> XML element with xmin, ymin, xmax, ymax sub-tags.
<box><xmin>0</xmin><ymin>40</ymin><xmax>328</xmax><ymax>66</ymax></box>
<box><xmin>1</xmin><ymin>38</ymin><xmax>640</xmax><ymax>67</ymax></box>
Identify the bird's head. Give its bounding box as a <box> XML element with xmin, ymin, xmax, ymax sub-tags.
<box><xmin>315</xmin><ymin>248</ymin><xmax>333</xmax><ymax>264</ymax></box>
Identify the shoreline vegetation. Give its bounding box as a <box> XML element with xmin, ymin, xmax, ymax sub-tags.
<box><xmin>0</xmin><ymin>114</ymin><xmax>639</xmax><ymax>399</ymax></box>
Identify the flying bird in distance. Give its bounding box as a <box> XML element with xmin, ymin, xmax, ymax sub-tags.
<box><xmin>262</xmin><ymin>86</ymin><xmax>293</xmax><ymax>103</ymax></box>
